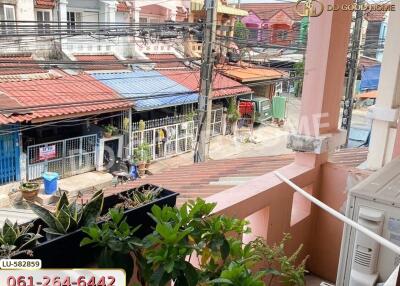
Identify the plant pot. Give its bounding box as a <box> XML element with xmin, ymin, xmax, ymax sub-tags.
<box><xmin>103</xmin><ymin>131</ymin><xmax>112</xmax><ymax>138</ymax></box>
<box><xmin>138</xmin><ymin>162</ymin><xmax>146</xmax><ymax>176</ymax></box>
<box><xmin>102</xmin><ymin>184</ymin><xmax>178</xmax><ymax>239</ymax></box>
<box><xmin>20</xmin><ymin>189</ymin><xmax>39</xmax><ymax>201</ymax></box>
<box><xmin>17</xmin><ymin>184</ymin><xmax>178</xmax><ymax>268</ymax></box>
<box><xmin>145</xmin><ymin>162</ymin><xmax>150</xmax><ymax>170</ymax></box>
<box><xmin>19</xmin><ymin>183</ymin><xmax>40</xmax><ymax>201</ymax></box>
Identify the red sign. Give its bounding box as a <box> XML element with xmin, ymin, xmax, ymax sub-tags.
<box><xmin>39</xmin><ymin>145</ymin><xmax>56</xmax><ymax>161</ymax></box>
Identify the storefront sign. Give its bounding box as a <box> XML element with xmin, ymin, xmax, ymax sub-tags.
<box><xmin>39</xmin><ymin>145</ymin><xmax>56</xmax><ymax>160</ymax></box>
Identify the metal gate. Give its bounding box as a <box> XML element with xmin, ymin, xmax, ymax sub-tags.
<box><xmin>132</xmin><ymin>121</ymin><xmax>195</xmax><ymax>161</ymax></box>
<box><xmin>27</xmin><ymin>134</ymin><xmax>97</xmax><ymax>180</ymax></box>
<box><xmin>211</xmin><ymin>108</ymin><xmax>223</xmax><ymax>137</ymax></box>
<box><xmin>0</xmin><ymin>131</ymin><xmax>20</xmax><ymax>185</ymax></box>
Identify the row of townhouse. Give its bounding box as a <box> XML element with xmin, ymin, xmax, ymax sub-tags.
<box><xmin>0</xmin><ymin>0</ymin><xmax>247</xmax><ymax>58</ymax></box>
<box><xmin>0</xmin><ymin>0</ymin><xmax>290</xmax><ymax>191</ymax></box>
<box><xmin>0</xmin><ymin>52</ymin><xmax>288</xmax><ymax>189</ymax></box>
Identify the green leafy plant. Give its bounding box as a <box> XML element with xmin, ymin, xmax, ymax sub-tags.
<box><xmin>185</xmin><ymin>111</ymin><xmax>196</xmax><ymax>121</ymax></box>
<box><xmin>103</xmin><ymin>124</ymin><xmax>114</xmax><ymax>134</ymax></box>
<box><xmin>226</xmin><ymin>98</ymin><xmax>241</xmax><ymax>123</ymax></box>
<box><xmin>29</xmin><ymin>190</ymin><xmax>104</xmax><ymax>237</ymax></box>
<box><xmin>134</xmin><ymin>143</ymin><xmax>151</xmax><ymax>163</ymax></box>
<box><xmin>138</xmin><ymin>198</ymin><xmax>263</xmax><ymax>286</ymax></box>
<box><xmin>0</xmin><ymin>219</ymin><xmax>42</xmax><ymax>258</ymax></box>
<box><xmin>116</xmin><ymin>186</ymin><xmax>163</xmax><ymax>210</ymax></box>
<box><xmin>81</xmin><ymin>208</ymin><xmax>142</xmax><ymax>283</ymax></box>
<box><xmin>20</xmin><ymin>182</ymin><xmax>39</xmax><ymax>192</ymax></box>
<box><xmin>250</xmin><ymin>234</ymin><xmax>308</xmax><ymax>286</ymax></box>
<box><xmin>234</xmin><ymin>21</ymin><xmax>249</xmax><ymax>48</ymax></box>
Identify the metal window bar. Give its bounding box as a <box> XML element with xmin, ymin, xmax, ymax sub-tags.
<box><xmin>27</xmin><ymin>134</ymin><xmax>97</xmax><ymax>180</ymax></box>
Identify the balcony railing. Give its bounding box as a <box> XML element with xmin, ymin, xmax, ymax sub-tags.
<box><xmin>204</xmin><ymin>161</ymin><xmax>400</xmax><ymax>285</ymax></box>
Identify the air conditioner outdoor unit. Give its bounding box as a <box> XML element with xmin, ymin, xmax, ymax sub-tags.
<box><xmin>337</xmin><ymin>158</ymin><xmax>400</xmax><ymax>286</ymax></box>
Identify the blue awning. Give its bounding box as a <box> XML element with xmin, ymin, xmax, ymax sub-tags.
<box><xmin>91</xmin><ymin>71</ymin><xmax>199</xmax><ymax>111</ymax></box>
<box><xmin>360</xmin><ymin>64</ymin><xmax>381</xmax><ymax>91</ymax></box>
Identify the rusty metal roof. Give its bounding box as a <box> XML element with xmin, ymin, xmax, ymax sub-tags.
<box><xmin>0</xmin><ymin>72</ymin><xmax>132</xmax><ymax>124</ymax></box>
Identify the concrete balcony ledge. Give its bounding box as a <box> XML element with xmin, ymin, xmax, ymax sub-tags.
<box><xmin>287</xmin><ymin>131</ymin><xmax>346</xmax><ymax>154</ymax></box>
<box><xmin>205</xmin><ymin>163</ymin><xmax>316</xmax><ymax>219</ymax></box>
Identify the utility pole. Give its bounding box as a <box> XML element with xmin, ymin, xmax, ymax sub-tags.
<box><xmin>194</xmin><ymin>0</ymin><xmax>217</xmax><ymax>163</ymax></box>
<box><xmin>341</xmin><ymin>0</ymin><xmax>364</xmax><ymax>145</ymax></box>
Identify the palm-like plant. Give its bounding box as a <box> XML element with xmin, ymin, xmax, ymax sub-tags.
<box><xmin>0</xmin><ymin>219</ymin><xmax>42</xmax><ymax>258</ymax></box>
<box><xmin>29</xmin><ymin>190</ymin><xmax>104</xmax><ymax>237</ymax></box>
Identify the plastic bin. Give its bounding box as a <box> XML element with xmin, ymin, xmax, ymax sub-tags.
<box><xmin>42</xmin><ymin>172</ymin><xmax>59</xmax><ymax>195</ymax></box>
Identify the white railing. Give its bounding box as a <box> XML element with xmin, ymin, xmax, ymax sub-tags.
<box><xmin>274</xmin><ymin>171</ymin><xmax>400</xmax><ymax>255</ymax></box>
<box><xmin>274</xmin><ymin>171</ymin><xmax>400</xmax><ymax>285</ymax></box>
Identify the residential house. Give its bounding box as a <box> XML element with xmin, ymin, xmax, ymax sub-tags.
<box><xmin>91</xmin><ymin>68</ymin><xmax>252</xmax><ymax>160</ymax></box>
<box><xmin>94</xmin><ymin>5</ymin><xmax>400</xmax><ymax>284</ymax></box>
<box><xmin>362</xmin><ymin>9</ymin><xmax>390</xmax><ymax>61</ymax></box>
<box><xmin>0</xmin><ymin>65</ymin><xmax>133</xmax><ymax>186</ymax></box>
<box><xmin>217</xmin><ymin>64</ymin><xmax>287</xmax><ymax>100</ymax></box>
<box><xmin>239</xmin><ymin>3</ymin><xmax>307</xmax><ymax>47</ymax></box>
<box><xmin>0</xmin><ymin>0</ymin><xmax>37</xmax><ymax>54</ymax></box>
<box><xmin>186</xmin><ymin>0</ymin><xmax>248</xmax><ymax>57</ymax></box>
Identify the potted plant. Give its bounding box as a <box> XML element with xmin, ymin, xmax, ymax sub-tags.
<box><xmin>25</xmin><ymin>190</ymin><xmax>104</xmax><ymax>267</ymax></box>
<box><xmin>134</xmin><ymin>143</ymin><xmax>151</xmax><ymax>176</ymax></box>
<box><xmin>101</xmin><ymin>184</ymin><xmax>178</xmax><ymax>239</ymax></box>
<box><xmin>111</xmin><ymin>125</ymin><xmax>119</xmax><ymax>136</ymax></box>
<box><xmin>226</xmin><ymin>98</ymin><xmax>240</xmax><ymax>135</ymax></box>
<box><xmin>0</xmin><ymin>219</ymin><xmax>42</xmax><ymax>259</ymax></box>
<box><xmin>103</xmin><ymin>124</ymin><xmax>114</xmax><ymax>138</ymax></box>
<box><xmin>19</xmin><ymin>182</ymin><xmax>40</xmax><ymax>201</ymax></box>
<box><xmin>81</xmin><ymin>208</ymin><xmax>142</xmax><ymax>283</ymax></box>
<box><xmin>137</xmin><ymin>198</ymin><xmax>308</xmax><ymax>286</ymax></box>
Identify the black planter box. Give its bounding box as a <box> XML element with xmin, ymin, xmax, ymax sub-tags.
<box><xmin>17</xmin><ymin>184</ymin><xmax>178</xmax><ymax>268</ymax></box>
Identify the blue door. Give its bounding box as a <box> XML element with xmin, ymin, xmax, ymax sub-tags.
<box><xmin>0</xmin><ymin>127</ymin><xmax>20</xmax><ymax>185</ymax></box>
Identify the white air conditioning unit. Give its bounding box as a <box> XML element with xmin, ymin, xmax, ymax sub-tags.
<box><xmin>337</xmin><ymin>158</ymin><xmax>400</xmax><ymax>286</ymax></box>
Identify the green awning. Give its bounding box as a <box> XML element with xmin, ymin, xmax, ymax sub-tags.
<box><xmin>191</xmin><ymin>0</ymin><xmax>248</xmax><ymax>16</ymax></box>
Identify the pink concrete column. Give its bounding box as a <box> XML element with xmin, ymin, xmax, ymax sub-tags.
<box><xmin>293</xmin><ymin>0</ymin><xmax>352</xmax><ymax>166</ymax></box>
<box><xmin>298</xmin><ymin>0</ymin><xmax>352</xmax><ymax>137</ymax></box>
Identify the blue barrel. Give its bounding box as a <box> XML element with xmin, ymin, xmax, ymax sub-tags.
<box><xmin>43</xmin><ymin>172</ymin><xmax>59</xmax><ymax>195</ymax></box>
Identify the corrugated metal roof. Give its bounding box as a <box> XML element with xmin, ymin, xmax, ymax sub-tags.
<box><xmin>0</xmin><ymin>73</ymin><xmax>132</xmax><ymax>124</ymax></box>
<box><xmin>160</xmin><ymin>69</ymin><xmax>252</xmax><ymax>98</ymax></box>
<box><xmin>145</xmin><ymin>54</ymin><xmax>187</xmax><ymax>69</ymax></box>
<box><xmin>91</xmin><ymin>71</ymin><xmax>199</xmax><ymax>111</ymax></box>
<box><xmin>218</xmin><ymin>65</ymin><xmax>285</xmax><ymax>82</ymax></box>
<box><xmin>74</xmin><ymin>54</ymin><xmax>127</xmax><ymax>71</ymax></box>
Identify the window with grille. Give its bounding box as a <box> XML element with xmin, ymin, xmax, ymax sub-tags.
<box><xmin>67</xmin><ymin>11</ymin><xmax>82</xmax><ymax>32</ymax></box>
<box><xmin>37</xmin><ymin>10</ymin><xmax>51</xmax><ymax>34</ymax></box>
<box><xmin>0</xmin><ymin>5</ymin><xmax>16</xmax><ymax>35</ymax></box>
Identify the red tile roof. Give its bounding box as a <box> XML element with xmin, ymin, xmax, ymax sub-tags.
<box><xmin>35</xmin><ymin>0</ymin><xmax>56</xmax><ymax>9</ymax></box>
<box><xmin>74</xmin><ymin>55</ymin><xmax>127</xmax><ymax>71</ymax></box>
<box><xmin>100</xmin><ymin>148</ymin><xmax>368</xmax><ymax>206</ymax></box>
<box><xmin>0</xmin><ymin>54</ymin><xmax>46</xmax><ymax>76</ymax></box>
<box><xmin>145</xmin><ymin>54</ymin><xmax>187</xmax><ymax>69</ymax></box>
<box><xmin>364</xmin><ymin>8</ymin><xmax>389</xmax><ymax>22</ymax></box>
<box><xmin>160</xmin><ymin>69</ymin><xmax>252</xmax><ymax>98</ymax></box>
<box><xmin>0</xmin><ymin>73</ymin><xmax>132</xmax><ymax>124</ymax></box>
<box><xmin>239</xmin><ymin>3</ymin><xmax>303</xmax><ymax>21</ymax></box>
<box><xmin>117</xmin><ymin>1</ymin><xmax>130</xmax><ymax>12</ymax></box>
<box><xmin>358</xmin><ymin>56</ymin><xmax>381</xmax><ymax>69</ymax></box>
